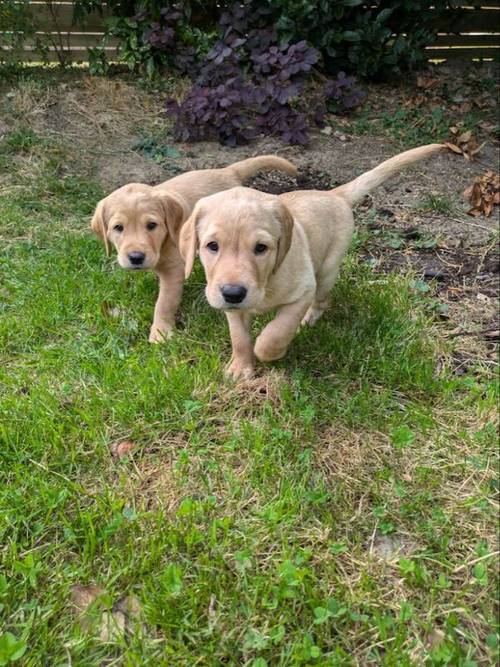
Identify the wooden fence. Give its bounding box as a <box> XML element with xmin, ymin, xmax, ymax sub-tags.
<box><xmin>1</xmin><ymin>1</ymin><xmax>499</xmax><ymax>64</ymax></box>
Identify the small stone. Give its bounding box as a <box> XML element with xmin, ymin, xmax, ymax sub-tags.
<box><xmin>110</xmin><ymin>440</ymin><xmax>136</xmax><ymax>458</ymax></box>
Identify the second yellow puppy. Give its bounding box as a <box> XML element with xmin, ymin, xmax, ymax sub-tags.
<box><xmin>90</xmin><ymin>155</ymin><xmax>297</xmax><ymax>342</ymax></box>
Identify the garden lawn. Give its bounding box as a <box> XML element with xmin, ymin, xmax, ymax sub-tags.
<box><xmin>0</xmin><ymin>73</ymin><xmax>498</xmax><ymax>667</ymax></box>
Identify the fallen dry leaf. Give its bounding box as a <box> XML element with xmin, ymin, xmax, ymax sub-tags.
<box><xmin>456</xmin><ymin>130</ymin><xmax>471</xmax><ymax>144</ymax></box>
<box><xmin>417</xmin><ymin>75</ymin><xmax>439</xmax><ymax>90</ymax></box>
<box><xmin>428</xmin><ymin>628</ymin><xmax>446</xmax><ymax>650</ymax></box>
<box><xmin>114</xmin><ymin>594</ymin><xmax>142</xmax><ymax>620</ymax></box>
<box><xmin>403</xmin><ymin>94</ymin><xmax>425</xmax><ymax>108</ymax></box>
<box><xmin>456</xmin><ymin>101</ymin><xmax>472</xmax><ymax>113</ymax></box>
<box><xmin>444</xmin><ymin>142</ymin><xmax>463</xmax><ymax>155</ymax></box>
<box><xmin>110</xmin><ymin>440</ymin><xmax>136</xmax><ymax>458</ymax></box>
<box><xmin>99</xmin><ymin>610</ymin><xmax>126</xmax><ymax>642</ymax></box>
<box><xmin>463</xmin><ymin>170</ymin><xmax>500</xmax><ymax>217</ymax></box>
<box><xmin>70</xmin><ymin>584</ymin><xmax>109</xmax><ymax>634</ymax></box>
<box><xmin>447</xmin><ymin>128</ymin><xmax>485</xmax><ymax>161</ymax></box>
<box><xmin>477</xmin><ymin>120</ymin><xmax>497</xmax><ymax>134</ymax></box>
<box><xmin>70</xmin><ymin>584</ymin><xmax>106</xmax><ymax>613</ymax></box>
<box><xmin>113</xmin><ymin>594</ymin><xmax>145</xmax><ymax>636</ymax></box>
<box><xmin>473</xmin><ymin>93</ymin><xmax>495</xmax><ymax>110</ymax></box>
<box><xmin>71</xmin><ymin>586</ymin><xmax>143</xmax><ymax>641</ymax></box>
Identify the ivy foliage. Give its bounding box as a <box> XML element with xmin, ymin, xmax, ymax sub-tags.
<box><xmin>91</xmin><ymin>0</ymin><xmax>451</xmax><ymax>80</ymax></box>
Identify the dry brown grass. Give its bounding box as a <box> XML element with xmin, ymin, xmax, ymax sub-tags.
<box><xmin>309</xmin><ymin>411</ymin><xmax>497</xmax><ymax>663</ymax></box>
<box><xmin>123</xmin><ymin>458</ymin><xmax>178</xmax><ymax>512</ymax></box>
<box><xmin>205</xmin><ymin>369</ymin><xmax>287</xmax><ymax>420</ymax></box>
<box><xmin>7</xmin><ymin>76</ymin><xmax>161</xmax><ymax>137</ymax></box>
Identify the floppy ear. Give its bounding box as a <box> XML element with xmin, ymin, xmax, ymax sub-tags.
<box><xmin>178</xmin><ymin>207</ymin><xmax>201</xmax><ymax>279</ymax></box>
<box><xmin>156</xmin><ymin>191</ymin><xmax>189</xmax><ymax>247</ymax></box>
<box><xmin>273</xmin><ymin>202</ymin><xmax>294</xmax><ymax>273</ymax></box>
<box><xmin>90</xmin><ymin>198</ymin><xmax>110</xmax><ymax>256</ymax></box>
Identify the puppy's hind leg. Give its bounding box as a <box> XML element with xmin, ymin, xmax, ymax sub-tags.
<box><xmin>301</xmin><ymin>246</ymin><xmax>347</xmax><ymax>327</ymax></box>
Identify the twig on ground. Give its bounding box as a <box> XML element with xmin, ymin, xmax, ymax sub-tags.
<box><xmin>453</xmin><ymin>550</ymin><xmax>500</xmax><ymax>574</ymax></box>
<box><xmin>445</xmin><ymin>328</ymin><xmax>499</xmax><ymax>339</ymax></box>
<box><xmin>449</xmin><ymin>217</ymin><xmax>493</xmax><ymax>232</ymax></box>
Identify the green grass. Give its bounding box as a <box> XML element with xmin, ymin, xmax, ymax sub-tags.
<box><xmin>339</xmin><ymin>98</ymin><xmax>492</xmax><ymax>148</ymax></box>
<box><xmin>1</xmin><ymin>104</ymin><xmax>499</xmax><ymax>667</ymax></box>
<box><xmin>415</xmin><ymin>194</ymin><xmax>455</xmax><ymax>216</ymax></box>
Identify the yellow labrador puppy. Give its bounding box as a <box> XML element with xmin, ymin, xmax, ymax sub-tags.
<box><xmin>179</xmin><ymin>143</ymin><xmax>445</xmax><ymax>378</ymax></box>
<box><xmin>90</xmin><ymin>155</ymin><xmax>297</xmax><ymax>342</ymax></box>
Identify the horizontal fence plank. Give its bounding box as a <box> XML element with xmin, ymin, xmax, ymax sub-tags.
<box><xmin>435</xmin><ymin>33</ymin><xmax>500</xmax><ymax>46</ymax></box>
<box><xmin>25</xmin><ymin>4</ymin><xmax>500</xmax><ymax>34</ymax></box>
<box><xmin>7</xmin><ymin>46</ymin><xmax>494</xmax><ymax>65</ymax></box>
<box><xmin>430</xmin><ymin>9</ymin><xmax>500</xmax><ymax>32</ymax></box>
<box><xmin>32</xmin><ymin>32</ymin><xmax>119</xmax><ymax>47</ymax></box>
<box><xmin>22</xmin><ymin>32</ymin><xmax>497</xmax><ymax>51</ymax></box>
<box><xmin>27</xmin><ymin>2</ymin><xmax>110</xmax><ymax>31</ymax></box>
<box><xmin>1</xmin><ymin>46</ymin><xmax>118</xmax><ymax>62</ymax></box>
<box><xmin>426</xmin><ymin>46</ymin><xmax>499</xmax><ymax>57</ymax></box>
<box><xmin>1</xmin><ymin>1</ymin><xmax>498</xmax><ymax>64</ymax></box>
<box><xmin>462</xmin><ymin>1</ymin><xmax>500</xmax><ymax>6</ymax></box>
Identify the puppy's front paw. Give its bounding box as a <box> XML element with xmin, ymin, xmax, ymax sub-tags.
<box><xmin>226</xmin><ymin>358</ymin><xmax>255</xmax><ymax>381</ymax></box>
<box><xmin>149</xmin><ymin>325</ymin><xmax>174</xmax><ymax>344</ymax></box>
<box><xmin>254</xmin><ymin>336</ymin><xmax>287</xmax><ymax>363</ymax></box>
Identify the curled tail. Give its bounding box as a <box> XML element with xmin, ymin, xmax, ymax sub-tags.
<box><xmin>332</xmin><ymin>143</ymin><xmax>446</xmax><ymax>207</ymax></box>
<box><xmin>230</xmin><ymin>155</ymin><xmax>298</xmax><ymax>181</ymax></box>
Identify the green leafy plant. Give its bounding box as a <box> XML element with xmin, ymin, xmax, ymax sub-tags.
<box><xmin>81</xmin><ymin>0</ymin><xmax>452</xmax><ymax>80</ymax></box>
<box><xmin>0</xmin><ymin>633</ymin><xmax>27</xmax><ymax>666</ymax></box>
<box><xmin>0</xmin><ymin>0</ymin><xmax>36</xmax><ymax>63</ymax></box>
<box><xmin>258</xmin><ymin>0</ymin><xmax>450</xmax><ymax>79</ymax></box>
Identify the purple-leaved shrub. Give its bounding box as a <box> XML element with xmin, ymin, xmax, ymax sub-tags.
<box><xmin>148</xmin><ymin>1</ymin><xmax>365</xmax><ymax>145</ymax></box>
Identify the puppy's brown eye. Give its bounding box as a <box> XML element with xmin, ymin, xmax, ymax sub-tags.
<box><xmin>146</xmin><ymin>221</ymin><xmax>158</xmax><ymax>231</ymax></box>
<box><xmin>254</xmin><ymin>243</ymin><xmax>267</xmax><ymax>255</ymax></box>
<box><xmin>207</xmin><ymin>241</ymin><xmax>219</xmax><ymax>252</ymax></box>
<box><xmin>113</xmin><ymin>224</ymin><xmax>124</xmax><ymax>232</ymax></box>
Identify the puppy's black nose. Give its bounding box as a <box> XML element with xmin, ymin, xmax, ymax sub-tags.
<box><xmin>221</xmin><ymin>284</ymin><xmax>247</xmax><ymax>304</ymax></box>
<box><xmin>128</xmin><ymin>251</ymin><xmax>145</xmax><ymax>266</ymax></box>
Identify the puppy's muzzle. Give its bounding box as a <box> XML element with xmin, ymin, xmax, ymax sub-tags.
<box><xmin>220</xmin><ymin>284</ymin><xmax>247</xmax><ymax>305</ymax></box>
<box><xmin>128</xmin><ymin>251</ymin><xmax>146</xmax><ymax>267</ymax></box>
